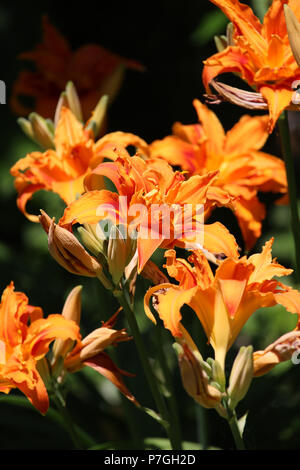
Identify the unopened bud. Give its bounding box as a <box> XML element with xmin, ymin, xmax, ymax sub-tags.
<box><xmin>107</xmin><ymin>226</ymin><xmax>128</xmax><ymax>285</ymax></box>
<box><xmin>226</xmin><ymin>22</ymin><xmax>234</xmax><ymax>46</ymax></box>
<box><xmin>39</xmin><ymin>210</ymin><xmax>103</xmax><ymax>277</ymax></box>
<box><xmin>173</xmin><ymin>343</ymin><xmax>222</xmax><ymax>409</ymax></box>
<box><xmin>54</xmin><ymin>92</ymin><xmax>69</xmax><ymax>128</ymax></box>
<box><xmin>284</xmin><ymin>5</ymin><xmax>300</xmax><ymax>68</ymax></box>
<box><xmin>228</xmin><ymin>346</ymin><xmax>253</xmax><ymax>409</ymax></box>
<box><xmin>17</xmin><ymin>117</ymin><xmax>35</xmax><ymax>143</ymax></box>
<box><xmin>29</xmin><ymin>113</ymin><xmax>55</xmax><ymax>149</ymax></box>
<box><xmin>52</xmin><ymin>286</ymin><xmax>82</xmax><ymax>362</ymax></box>
<box><xmin>212</xmin><ymin>359</ymin><xmax>226</xmax><ymax>392</ymax></box>
<box><xmin>65</xmin><ymin>81</ymin><xmax>83</xmax><ymax>122</ymax></box>
<box><xmin>78</xmin><ymin>225</ymin><xmax>106</xmax><ymax>258</ymax></box>
<box><xmin>214</xmin><ymin>35</ymin><xmax>228</xmax><ymax>53</ymax></box>
<box><xmin>85</xmin><ymin>94</ymin><xmax>109</xmax><ymax>138</ymax></box>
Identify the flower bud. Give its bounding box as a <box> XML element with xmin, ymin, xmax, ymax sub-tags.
<box><xmin>65</xmin><ymin>81</ymin><xmax>83</xmax><ymax>123</ymax></box>
<box><xmin>284</xmin><ymin>5</ymin><xmax>300</xmax><ymax>68</ymax></box>
<box><xmin>54</xmin><ymin>92</ymin><xmax>69</xmax><ymax>128</ymax></box>
<box><xmin>107</xmin><ymin>226</ymin><xmax>134</xmax><ymax>285</ymax></box>
<box><xmin>211</xmin><ymin>358</ymin><xmax>226</xmax><ymax>392</ymax></box>
<box><xmin>85</xmin><ymin>94</ymin><xmax>108</xmax><ymax>138</ymax></box>
<box><xmin>39</xmin><ymin>210</ymin><xmax>103</xmax><ymax>277</ymax></box>
<box><xmin>17</xmin><ymin>117</ymin><xmax>35</xmax><ymax>143</ymax></box>
<box><xmin>253</xmin><ymin>330</ymin><xmax>300</xmax><ymax>377</ymax></box>
<box><xmin>214</xmin><ymin>35</ymin><xmax>228</xmax><ymax>53</ymax></box>
<box><xmin>228</xmin><ymin>345</ymin><xmax>253</xmax><ymax>409</ymax></box>
<box><xmin>77</xmin><ymin>225</ymin><xmax>106</xmax><ymax>258</ymax></box>
<box><xmin>173</xmin><ymin>342</ymin><xmax>222</xmax><ymax>409</ymax></box>
<box><xmin>29</xmin><ymin>112</ymin><xmax>55</xmax><ymax>149</ymax></box>
<box><xmin>51</xmin><ymin>286</ymin><xmax>82</xmax><ymax>363</ymax></box>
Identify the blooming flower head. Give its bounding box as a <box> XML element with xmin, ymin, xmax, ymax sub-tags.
<box><xmin>58</xmin><ymin>153</ymin><xmax>239</xmax><ymax>273</ymax></box>
<box><xmin>11</xmin><ymin>16</ymin><xmax>143</xmax><ymax>120</ymax></box>
<box><xmin>0</xmin><ymin>282</ymin><xmax>80</xmax><ymax>414</ymax></box>
<box><xmin>150</xmin><ymin>99</ymin><xmax>288</xmax><ymax>249</ymax></box>
<box><xmin>10</xmin><ymin>83</ymin><xmax>150</xmax><ymax>224</ymax></box>
<box><xmin>144</xmin><ymin>238</ymin><xmax>300</xmax><ymax>371</ymax></box>
<box><xmin>202</xmin><ymin>0</ymin><xmax>300</xmax><ymax>132</ymax></box>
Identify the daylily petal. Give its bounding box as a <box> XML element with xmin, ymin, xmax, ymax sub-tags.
<box><xmin>84</xmin><ymin>352</ymin><xmax>139</xmax><ymax>405</ymax></box>
<box><xmin>259</xmin><ymin>85</ymin><xmax>293</xmax><ymax>133</ymax></box>
<box><xmin>203</xmin><ymin>46</ymin><xmax>254</xmax><ymax>91</ymax></box>
<box><xmin>224</xmin><ymin>114</ymin><xmax>269</xmax><ymax>154</ymax></box>
<box><xmin>248</xmin><ymin>238</ymin><xmax>293</xmax><ymax>284</ymax></box>
<box><xmin>59</xmin><ymin>190</ymin><xmax>120</xmax><ymax>227</ymax></box>
<box><xmin>25</xmin><ymin>314</ymin><xmax>80</xmax><ymax>360</ymax></box>
<box><xmin>144</xmin><ymin>283</ymin><xmax>197</xmax><ymax>337</ymax></box>
<box><xmin>203</xmin><ymin>222</ymin><xmax>240</xmax><ymax>259</ymax></box>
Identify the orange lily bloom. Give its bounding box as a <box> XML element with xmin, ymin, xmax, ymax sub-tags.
<box><xmin>0</xmin><ymin>282</ymin><xmax>80</xmax><ymax>414</ymax></box>
<box><xmin>202</xmin><ymin>0</ymin><xmax>300</xmax><ymax>132</ymax></box>
<box><xmin>150</xmin><ymin>99</ymin><xmax>288</xmax><ymax>249</ymax></box>
<box><xmin>11</xmin><ymin>16</ymin><xmax>143</xmax><ymax>120</ymax></box>
<box><xmin>144</xmin><ymin>238</ymin><xmax>300</xmax><ymax>371</ymax></box>
<box><xmin>10</xmin><ymin>106</ymin><xmax>103</xmax><ymax>222</ymax></box>
<box><xmin>59</xmin><ymin>154</ymin><xmax>239</xmax><ymax>272</ymax></box>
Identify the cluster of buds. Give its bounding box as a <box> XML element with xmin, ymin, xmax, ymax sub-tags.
<box><xmin>39</xmin><ymin>211</ymin><xmax>138</xmax><ymax>292</ymax></box>
<box><xmin>173</xmin><ymin>340</ymin><xmax>254</xmax><ymax>418</ymax></box>
<box><xmin>17</xmin><ymin>81</ymin><xmax>108</xmax><ymax>149</ymax></box>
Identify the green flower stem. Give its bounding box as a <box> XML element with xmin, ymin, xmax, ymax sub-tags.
<box><xmin>226</xmin><ymin>406</ymin><xmax>246</xmax><ymax>450</ymax></box>
<box><xmin>278</xmin><ymin>111</ymin><xmax>300</xmax><ymax>282</ymax></box>
<box><xmin>51</xmin><ymin>388</ymin><xmax>84</xmax><ymax>450</ymax></box>
<box><xmin>195</xmin><ymin>404</ymin><xmax>208</xmax><ymax>450</ymax></box>
<box><xmin>114</xmin><ymin>289</ymin><xmax>177</xmax><ymax>449</ymax></box>
<box><xmin>153</xmin><ymin>323</ymin><xmax>183</xmax><ymax>450</ymax></box>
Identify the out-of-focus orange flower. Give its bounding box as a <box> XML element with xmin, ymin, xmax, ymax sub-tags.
<box><xmin>0</xmin><ymin>282</ymin><xmax>80</xmax><ymax>414</ymax></box>
<box><xmin>144</xmin><ymin>238</ymin><xmax>300</xmax><ymax>371</ymax></box>
<box><xmin>150</xmin><ymin>99</ymin><xmax>288</xmax><ymax>249</ymax></box>
<box><xmin>202</xmin><ymin>0</ymin><xmax>300</xmax><ymax>132</ymax></box>
<box><xmin>11</xmin><ymin>16</ymin><xmax>143</xmax><ymax>120</ymax></box>
<box><xmin>58</xmin><ymin>154</ymin><xmax>239</xmax><ymax>272</ymax></box>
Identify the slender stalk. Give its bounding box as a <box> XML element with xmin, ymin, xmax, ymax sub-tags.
<box><xmin>51</xmin><ymin>388</ymin><xmax>84</xmax><ymax>450</ymax></box>
<box><xmin>110</xmin><ymin>347</ymin><xmax>143</xmax><ymax>449</ymax></box>
<box><xmin>278</xmin><ymin>111</ymin><xmax>300</xmax><ymax>281</ymax></box>
<box><xmin>195</xmin><ymin>404</ymin><xmax>208</xmax><ymax>450</ymax></box>
<box><xmin>114</xmin><ymin>289</ymin><xmax>178</xmax><ymax>449</ymax></box>
<box><xmin>227</xmin><ymin>408</ymin><xmax>246</xmax><ymax>450</ymax></box>
<box><xmin>153</xmin><ymin>323</ymin><xmax>183</xmax><ymax>450</ymax></box>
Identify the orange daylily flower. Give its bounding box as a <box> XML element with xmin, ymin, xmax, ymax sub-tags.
<box><xmin>59</xmin><ymin>154</ymin><xmax>239</xmax><ymax>272</ymax></box>
<box><xmin>202</xmin><ymin>0</ymin><xmax>300</xmax><ymax>132</ymax></box>
<box><xmin>150</xmin><ymin>99</ymin><xmax>288</xmax><ymax>249</ymax></box>
<box><xmin>11</xmin><ymin>16</ymin><xmax>143</xmax><ymax>120</ymax></box>
<box><xmin>10</xmin><ymin>106</ymin><xmax>102</xmax><ymax>222</ymax></box>
<box><xmin>144</xmin><ymin>238</ymin><xmax>300</xmax><ymax>372</ymax></box>
<box><xmin>0</xmin><ymin>282</ymin><xmax>80</xmax><ymax>414</ymax></box>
